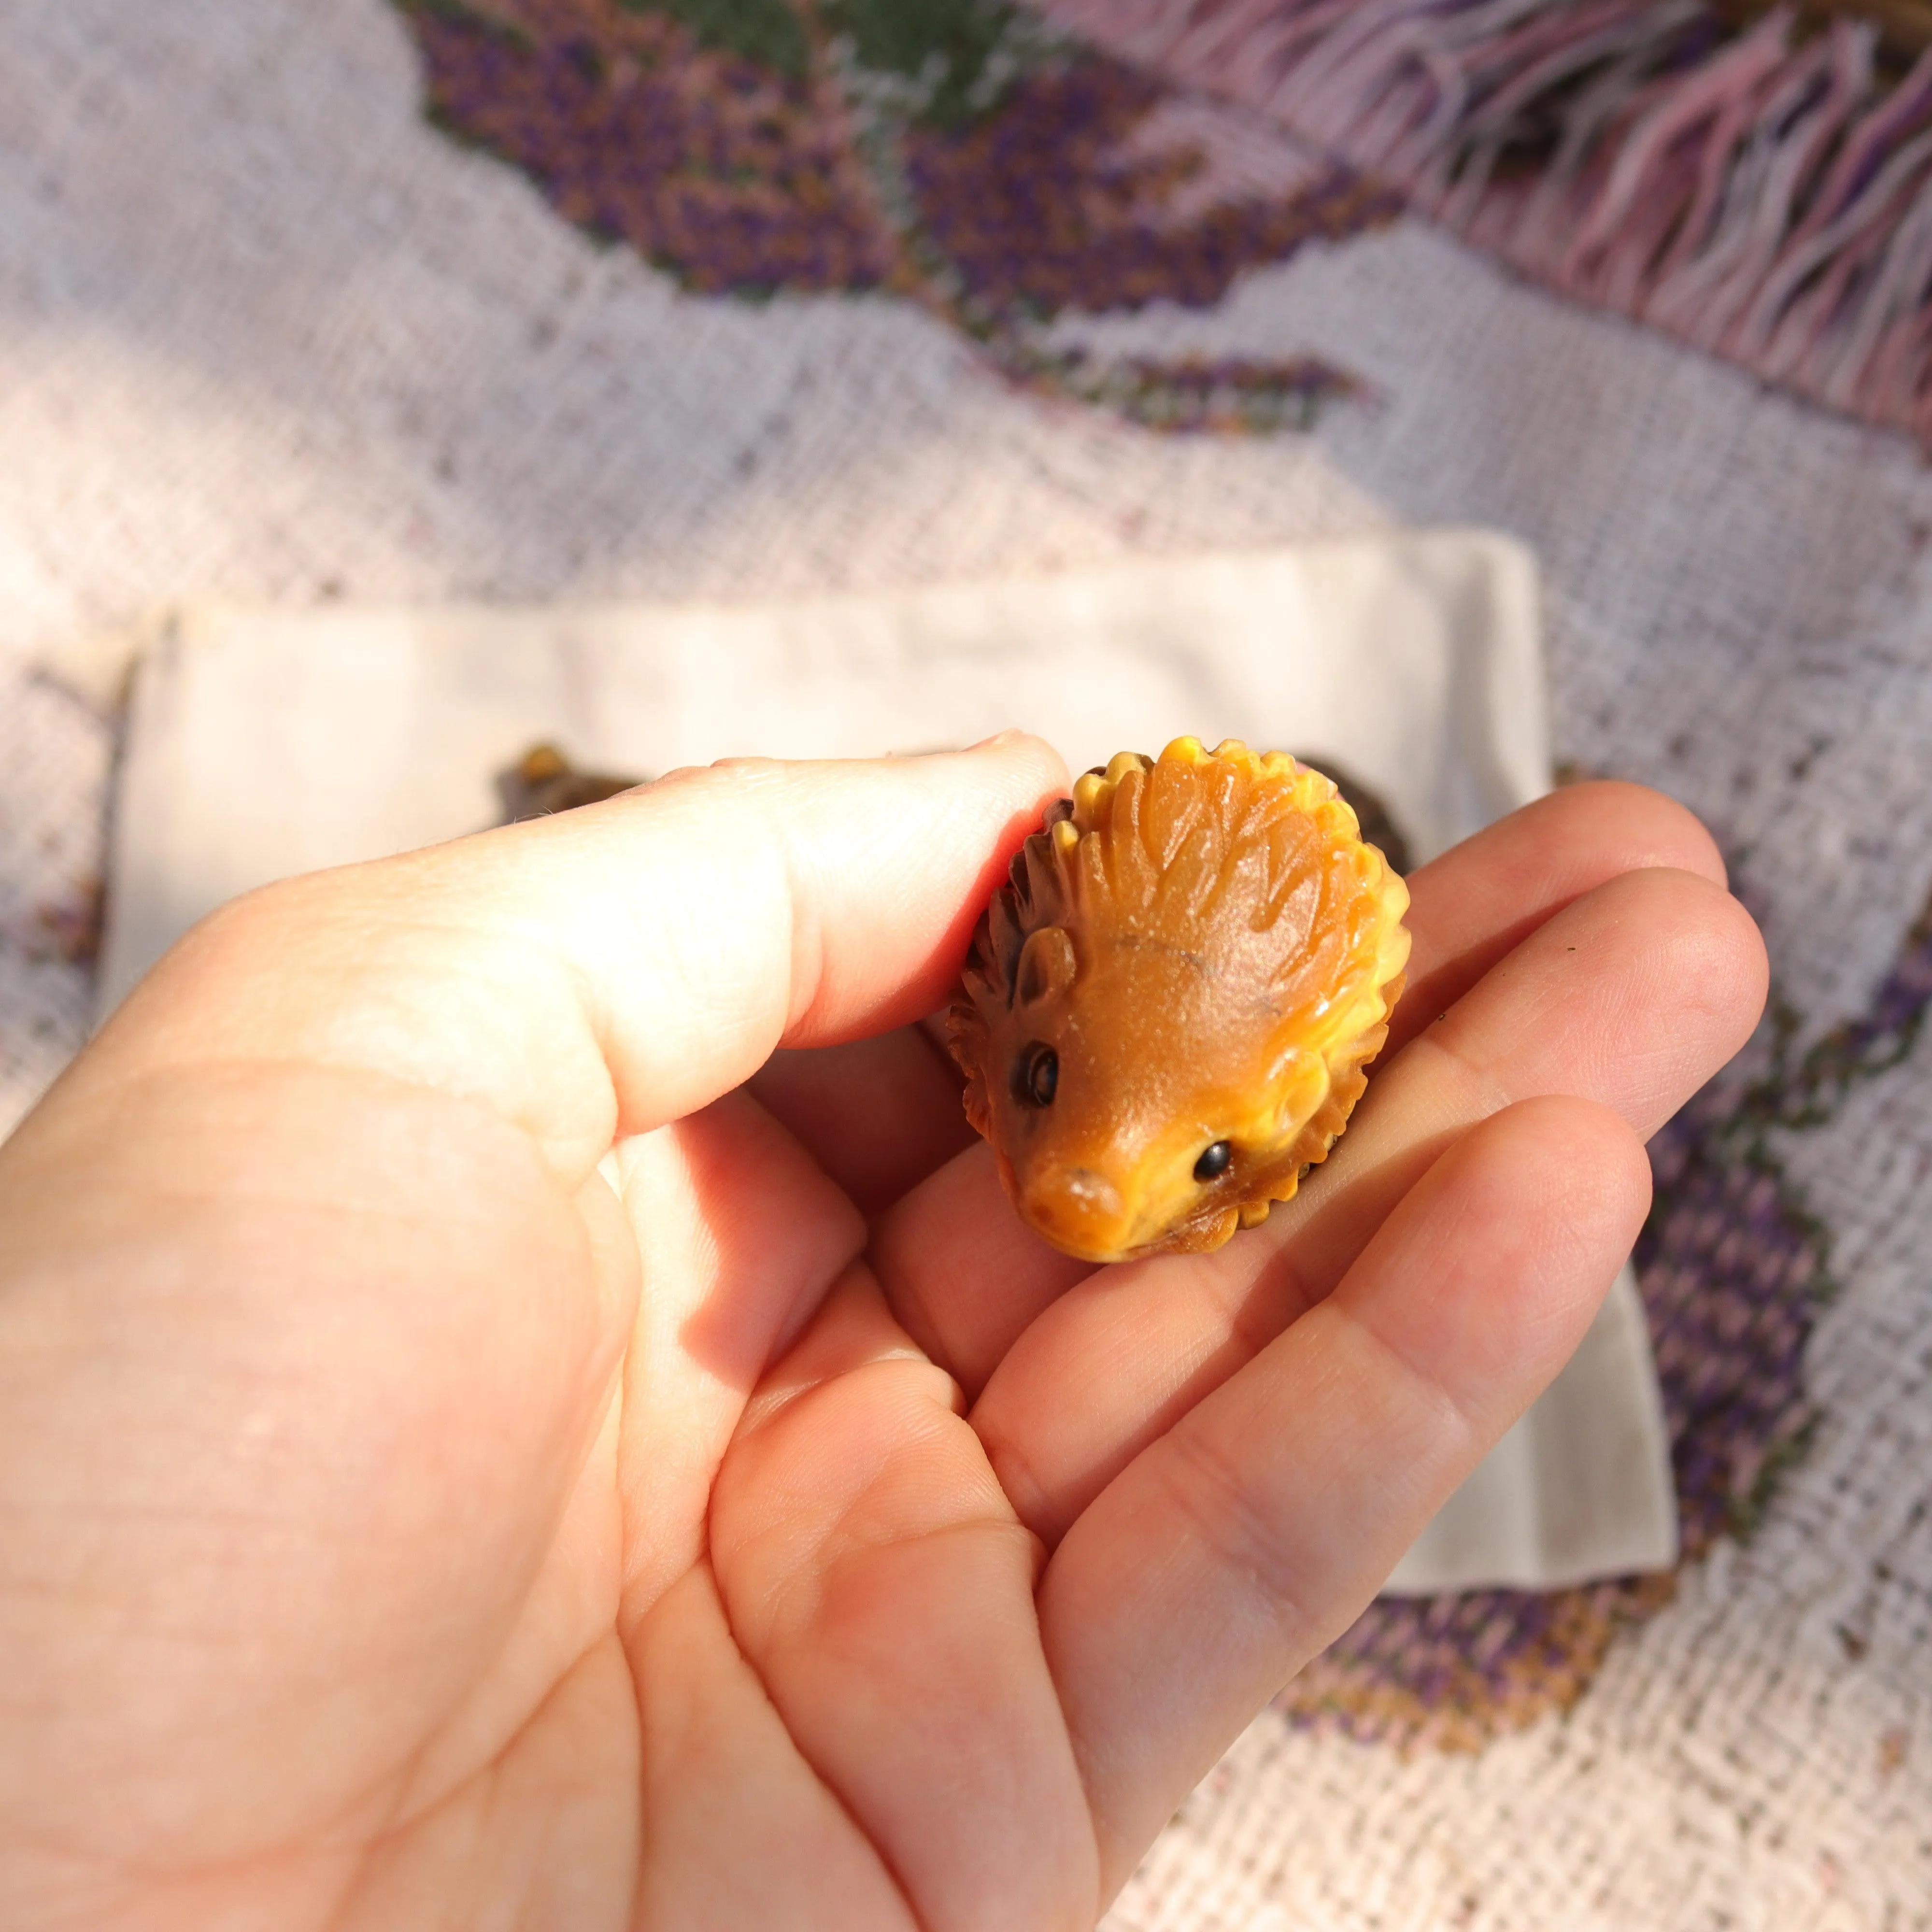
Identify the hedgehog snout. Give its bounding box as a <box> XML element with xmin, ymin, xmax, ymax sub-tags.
<box><xmin>1020</xmin><ymin>1164</ymin><xmax>1129</xmax><ymax>1260</ymax></box>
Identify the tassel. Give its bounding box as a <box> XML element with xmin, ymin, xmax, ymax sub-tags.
<box><xmin>1037</xmin><ymin>0</ymin><xmax>1932</xmax><ymax>439</ymax></box>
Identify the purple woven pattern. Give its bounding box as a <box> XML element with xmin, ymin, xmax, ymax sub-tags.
<box><xmin>394</xmin><ymin>0</ymin><xmax>1396</xmax><ymax>431</ymax></box>
<box><xmin>1640</xmin><ymin>1083</ymin><xmax>1821</xmax><ymax>1548</ymax></box>
<box><xmin>1283</xmin><ymin>1576</ymin><xmax>1680</xmax><ymax>1754</ymax></box>
<box><xmin>900</xmin><ymin>64</ymin><xmax>1385</xmax><ymax>315</ymax></box>
<box><xmin>403</xmin><ymin>1</ymin><xmax>890</xmax><ymax>294</ymax></box>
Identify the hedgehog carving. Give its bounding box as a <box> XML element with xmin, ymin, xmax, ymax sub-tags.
<box><xmin>947</xmin><ymin>737</ymin><xmax>1412</xmax><ymax>1263</ymax></box>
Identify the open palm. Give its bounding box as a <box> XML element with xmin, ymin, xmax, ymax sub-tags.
<box><xmin>0</xmin><ymin>739</ymin><xmax>1762</xmax><ymax>1931</ymax></box>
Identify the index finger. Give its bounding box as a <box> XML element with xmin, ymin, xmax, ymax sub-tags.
<box><xmin>62</xmin><ymin>736</ymin><xmax>1071</xmax><ymax>1184</ymax></box>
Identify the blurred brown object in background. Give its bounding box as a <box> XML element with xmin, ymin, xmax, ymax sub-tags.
<box><xmin>495</xmin><ymin>744</ymin><xmax>646</xmax><ymax>821</ymax></box>
<box><xmin>1300</xmin><ymin>755</ymin><xmax>1413</xmax><ymax>876</ymax></box>
<box><xmin>495</xmin><ymin>740</ymin><xmax>1413</xmax><ymax>869</ymax></box>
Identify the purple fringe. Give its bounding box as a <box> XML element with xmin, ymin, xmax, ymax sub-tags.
<box><xmin>1039</xmin><ymin>0</ymin><xmax>1932</xmax><ymax>440</ymax></box>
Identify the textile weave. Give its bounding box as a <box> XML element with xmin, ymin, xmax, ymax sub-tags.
<box><xmin>2</xmin><ymin>0</ymin><xmax>1931</xmax><ymax>1920</ymax></box>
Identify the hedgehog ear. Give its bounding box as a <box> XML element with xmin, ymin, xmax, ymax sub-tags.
<box><xmin>1015</xmin><ymin>927</ymin><xmax>1076</xmax><ymax>1011</ymax></box>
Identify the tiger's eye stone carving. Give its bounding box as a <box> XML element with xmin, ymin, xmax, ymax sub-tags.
<box><xmin>946</xmin><ymin>737</ymin><xmax>1411</xmax><ymax>1263</ymax></box>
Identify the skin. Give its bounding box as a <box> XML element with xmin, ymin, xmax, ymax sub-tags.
<box><xmin>0</xmin><ymin>736</ymin><xmax>1764</xmax><ymax>1931</ymax></box>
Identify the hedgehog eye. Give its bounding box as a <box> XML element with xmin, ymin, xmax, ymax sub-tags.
<box><xmin>1193</xmin><ymin>1140</ymin><xmax>1233</xmax><ymax>1182</ymax></box>
<box><xmin>1013</xmin><ymin>1043</ymin><xmax>1058</xmax><ymax>1108</ymax></box>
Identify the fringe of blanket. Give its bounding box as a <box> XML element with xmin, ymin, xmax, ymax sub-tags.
<box><xmin>1038</xmin><ymin>0</ymin><xmax>1932</xmax><ymax>441</ymax></box>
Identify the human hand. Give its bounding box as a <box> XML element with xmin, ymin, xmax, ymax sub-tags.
<box><xmin>0</xmin><ymin>737</ymin><xmax>1764</xmax><ymax>1931</ymax></box>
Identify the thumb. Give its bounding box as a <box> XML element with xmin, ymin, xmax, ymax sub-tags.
<box><xmin>74</xmin><ymin>734</ymin><xmax>1069</xmax><ymax>1182</ymax></box>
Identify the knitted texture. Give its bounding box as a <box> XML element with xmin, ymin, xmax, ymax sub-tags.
<box><xmin>397</xmin><ymin>0</ymin><xmax>1399</xmax><ymax>428</ymax></box>
<box><xmin>3</xmin><ymin>0</ymin><xmax>1932</xmax><ymax>1920</ymax></box>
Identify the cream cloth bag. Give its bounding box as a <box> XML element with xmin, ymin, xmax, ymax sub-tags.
<box><xmin>97</xmin><ymin>530</ymin><xmax>1676</xmax><ymax>1596</ymax></box>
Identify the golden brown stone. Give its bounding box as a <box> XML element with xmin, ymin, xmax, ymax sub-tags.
<box><xmin>947</xmin><ymin>737</ymin><xmax>1411</xmax><ymax>1262</ymax></box>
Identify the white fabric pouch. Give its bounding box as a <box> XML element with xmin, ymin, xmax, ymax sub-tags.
<box><xmin>97</xmin><ymin>530</ymin><xmax>1676</xmax><ymax>1595</ymax></box>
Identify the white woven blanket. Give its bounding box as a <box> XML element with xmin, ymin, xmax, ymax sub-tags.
<box><xmin>4</xmin><ymin>0</ymin><xmax>1930</xmax><ymax>1921</ymax></box>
